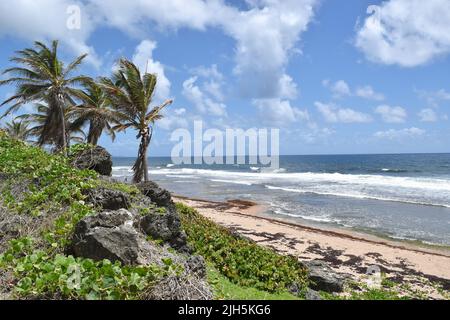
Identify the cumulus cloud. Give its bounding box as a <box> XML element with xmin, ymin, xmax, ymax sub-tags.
<box><xmin>323</xmin><ymin>80</ymin><xmax>384</xmax><ymax>101</ymax></box>
<box><xmin>132</xmin><ymin>40</ymin><xmax>171</xmax><ymax>102</ymax></box>
<box><xmin>90</xmin><ymin>0</ymin><xmax>319</xmax><ymax>100</ymax></box>
<box><xmin>417</xmin><ymin>89</ymin><xmax>450</xmax><ymax>107</ymax></box>
<box><xmin>355</xmin><ymin>0</ymin><xmax>450</xmax><ymax>67</ymax></box>
<box><xmin>375</xmin><ymin>105</ymin><xmax>407</xmax><ymax>123</ymax></box>
<box><xmin>322</xmin><ymin>80</ymin><xmax>351</xmax><ymax>98</ymax></box>
<box><xmin>418</xmin><ymin>108</ymin><xmax>438</xmax><ymax>122</ymax></box>
<box><xmin>182</xmin><ymin>76</ymin><xmax>227</xmax><ymax>117</ymax></box>
<box><xmin>253</xmin><ymin>98</ymin><xmax>310</xmax><ymax>126</ymax></box>
<box><xmin>0</xmin><ymin>0</ymin><xmax>101</xmax><ymax>67</ymax></box>
<box><xmin>355</xmin><ymin>86</ymin><xmax>385</xmax><ymax>101</ymax></box>
<box><xmin>157</xmin><ymin>108</ymin><xmax>189</xmax><ymax>131</ymax></box>
<box><xmin>374</xmin><ymin>127</ymin><xmax>425</xmax><ymax>140</ymax></box>
<box><xmin>315</xmin><ymin>102</ymin><xmax>372</xmax><ymax>123</ymax></box>
<box><xmin>1</xmin><ymin>0</ymin><xmax>320</xmax><ymax>97</ymax></box>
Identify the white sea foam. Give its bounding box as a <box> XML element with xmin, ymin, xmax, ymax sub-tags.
<box><xmin>210</xmin><ymin>179</ymin><xmax>253</xmax><ymax>186</ymax></box>
<box><xmin>264</xmin><ymin>185</ymin><xmax>450</xmax><ymax>208</ymax></box>
<box><xmin>139</xmin><ymin>168</ymin><xmax>450</xmax><ymax>191</ymax></box>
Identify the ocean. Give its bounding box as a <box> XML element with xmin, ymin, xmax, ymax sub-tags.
<box><xmin>112</xmin><ymin>154</ymin><xmax>450</xmax><ymax>246</ymax></box>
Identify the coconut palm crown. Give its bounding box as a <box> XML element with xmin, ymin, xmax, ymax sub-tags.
<box><xmin>69</xmin><ymin>81</ymin><xmax>119</xmax><ymax>145</ymax></box>
<box><xmin>0</xmin><ymin>40</ymin><xmax>90</xmax><ymax>153</ymax></box>
<box><xmin>99</xmin><ymin>58</ymin><xmax>172</xmax><ymax>183</ymax></box>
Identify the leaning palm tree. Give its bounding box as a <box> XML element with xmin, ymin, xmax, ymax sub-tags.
<box><xmin>2</xmin><ymin>118</ymin><xmax>32</xmax><ymax>142</ymax></box>
<box><xmin>0</xmin><ymin>40</ymin><xmax>90</xmax><ymax>154</ymax></box>
<box><xmin>68</xmin><ymin>81</ymin><xmax>119</xmax><ymax>145</ymax></box>
<box><xmin>18</xmin><ymin>103</ymin><xmax>86</xmax><ymax>148</ymax></box>
<box><xmin>99</xmin><ymin>58</ymin><xmax>172</xmax><ymax>183</ymax></box>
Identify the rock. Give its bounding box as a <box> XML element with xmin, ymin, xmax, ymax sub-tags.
<box><xmin>185</xmin><ymin>255</ymin><xmax>207</xmax><ymax>278</ymax></box>
<box><xmin>303</xmin><ymin>260</ymin><xmax>345</xmax><ymax>293</ymax></box>
<box><xmin>71</xmin><ymin>145</ymin><xmax>112</xmax><ymax>176</ymax></box>
<box><xmin>71</xmin><ymin>209</ymin><xmax>142</xmax><ymax>265</ymax></box>
<box><xmin>139</xmin><ymin>211</ymin><xmax>190</xmax><ymax>253</ymax></box>
<box><xmin>305</xmin><ymin>288</ymin><xmax>323</xmax><ymax>300</ymax></box>
<box><xmin>136</xmin><ymin>181</ymin><xmax>174</xmax><ymax>210</ymax></box>
<box><xmin>83</xmin><ymin>187</ymin><xmax>130</xmax><ymax>211</ymax></box>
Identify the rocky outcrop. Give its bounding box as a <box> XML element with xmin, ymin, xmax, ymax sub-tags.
<box><xmin>305</xmin><ymin>288</ymin><xmax>323</xmax><ymax>300</ymax></box>
<box><xmin>136</xmin><ymin>181</ymin><xmax>175</xmax><ymax>210</ymax></box>
<box><xmin>303</xmin><ymin>260</ymin><xmax>345</xmax><ymax>293</ymax></box>
<box><xmin>139</xmin><ymin>210</ymin><xmax>190</xmax><ymax>253</ymax></box>
<box><xmin>71</xmin><ymin>145</ymin><xmax>112</xmax><ymax>176</ymax></box>
<box><xmin>83</xmin><ymin>187</ymin><xmax>130</xmax><ymax>210</ymax></box>
<box><xmin>71</xmin><ymin>209</ymin><xmax>144</xmax><ymax>265</ymax></box>
<box><xmin>136</xmin><ymin>181</ymin><xmax>190</xmax><ymax>252</ymax></box>
<box><xmin>70</xmin><ymin>208</ymin><xmax>212</xmax><ymax>300</ymax></box>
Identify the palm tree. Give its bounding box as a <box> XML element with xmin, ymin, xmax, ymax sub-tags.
<box><xmin>68</xmin><ymin>81</ymin><xmax>119</xmax><ymax>145</ymax></box>
<box><xmin>17</xmin><ymin>103</ymin><xmax>86</xmax><ymax>147</ymax></box>
<box><xmin>99</xmin><ymin>58</ymin><xmax>172</xmax><ymax>183</ymax></box>
<box><xmin>0</xmin><ymin>40</ymin><xmax>90</xmax><ymax>154</ymax></box>
<box><xmin>2</xmin><ymin>118</ymin><xmax>32</xmax><ymax>142</ymax></box>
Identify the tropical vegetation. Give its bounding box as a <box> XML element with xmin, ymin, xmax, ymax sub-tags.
<box><xmin>0</xmin><ymin>40</ymin><xmax>170</xmax><ymax>181</ymax></box>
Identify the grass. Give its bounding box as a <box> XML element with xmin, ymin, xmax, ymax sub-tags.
<box><xmin>207</xmin><ymin>264</ymin><xmax>301</xmax><ymax>300</ymax></box>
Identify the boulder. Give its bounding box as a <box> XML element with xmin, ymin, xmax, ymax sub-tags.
<box><xmin>83</xmin><ymin>187</ymin><xmax>130</xmax><ymax>210</ymax></box>
<box><xmin>136</xmin><ymin>181</ymin><xmax>175</xmax><ymax>210</ymax></box>
<box><xmin>303</xmin><ymin>260</ymin><xmax>345</xmax><ymax>293</ymax></box>
<box><xmin>139</xmin><ymin>211</ymin><xmax>190</xmax><ymax>253</ymax></box>
<box><xmin>305</xmin><ymin>289</ymin><xmax>323</xmax><ymax>300</ymax></box>
<box><xmin>71</xmin><ymin>145</ymin><xmax>112</xmax><ymax>176</ymax></box>
<box><xmin>71</xmin><ymin>209</ymin><xmax>142</xmax><ymax>265</ymax></box>
<box><xmin>185</xmin><ymin>255</ymin><xmax>207</xmax><ymax>278</ymax></box>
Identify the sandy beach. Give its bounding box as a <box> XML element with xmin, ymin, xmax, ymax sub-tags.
<box><xmin>174</xmin><ymin>196</ymin><xmax>450</xmax><ymax>299</ymax></box>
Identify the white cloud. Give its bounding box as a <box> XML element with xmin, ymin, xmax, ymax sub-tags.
<box><xmin>323</xmin><ymin>80</ymin><xmax>384</xmax><ymax>101</ymax></box>
<box><xmin>322</xmin><ymin>80</ymin><xmax>351</xmax><ymax>98</ymax></box>
<box><xmin>253</xmin><ymin>98</ymin><xmax>310</xmax><ymax>126</ymax></box>
<box><xmin>191</xmin><ymin>65</ymin><xmax>225</xmax><ymax>102</ymax></box>
<box><xmin>418</xmin><ymin>108</ymin><xmax>438</xmax><ymax>122</ymax></box>
<box><xmin>132</xmin><ymin>40</ymin><xmax>171</xmax><ymax>102</ymax></box>
<box><xmin>355</xmin><ymin>86</ymin><xmax>385</xmax><ymax>101</ymax></box>
<box><xmin>315</xmin><ymin>102</ymin><xmax>372</xmax><ymax>123</ymax></box>
<box><xmin>157</xmin><ymin>108</ymin><xmax>189</xmax><ymax>131</ymax></box>
<box><xmin>90</xmin><ymin>0</ymin><xmax>319</xmax><ymax>100</ymax></box>
<box><xmin>418</xmin><ymin>89</ymin><xmax>450</xmax><ymax>107</ymax></box>
<box><xmin>375</xmin><ymin>105</ymin><xmax>407</xmax><ymax>123</ymax></box>
<box><xmin>356</xmin><ymin>0</ymin><xmax>450</xmax><ymax>67</ymax></box>
<box><xmin>1</xmin><ymin>0</ymin><xmax>320</xmax><ymax>95</ymax></box>
<box><xmin>182</xmin><ymin>76</ymin><xmax>227</xmax><ymax>117</ymax></box>
<box><xmin>0</xmin><ymin>0</ymin><xmax>101</xmax><ymax>67</ymax></box>
<box><xmin>374</xmin><ymin>127</ymin><xmax>425</xmax><ymax>140</ymax></box>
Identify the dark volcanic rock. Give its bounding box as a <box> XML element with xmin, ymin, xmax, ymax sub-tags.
<box><xmin>305</xmin><ymin>289</ymin><xmax>323</xmax><ymax>300</ymax></box>
<box><xmin>136</xmin><ymin>181</ymin><xmax>175</xmax><ymax>210</ymax></box>
<box><xmin>84</xmin><ymin>187</ymin><xmax>130</xmax><ymax>210</ymax></box>
<box><xmin>71</xmin><ymin>209</ymin><xmax>141</xmax><ymax>265</ymax></box>
<box><xmin>71</xmin><ymin>145</ymin><xmax>112</xmax><ymax>176</ymax></box>
<box><xmin>185</xmin><ymin>255</ymin><xmax>207</xmax><ymax>278</ymax></box>
<box><xmin>139</xmin><ymin>211</ymin><xmax>190</xmax><ymax>253</ymax></box>
<box><xmin>303</xmin><ymin>260</ymin><xmax>345</xmax><ymax>293</ymax></box>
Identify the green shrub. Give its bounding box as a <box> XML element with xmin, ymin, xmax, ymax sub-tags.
<box><xmin>0</xmin><ymin>133</ymin><xmax>166</xmax><ymax>299</ymax></box>
<box><xmin>177</xmin><ymin>203</ymin><xmax>308</xmax><ymax>294</ymax></box>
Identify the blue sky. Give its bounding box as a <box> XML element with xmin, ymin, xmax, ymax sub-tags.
<box><xmin>1</xmin><ymin>0</ymin><xmax>450</xmax><ymax>156</ymax></box>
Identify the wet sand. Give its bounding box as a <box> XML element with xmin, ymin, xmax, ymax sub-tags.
<box><xmin>174</xmin><ymin>195</ymin><xmax>450</xmax><ymax>299</ymax></box>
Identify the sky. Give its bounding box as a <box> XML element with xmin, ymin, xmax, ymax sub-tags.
<box><xmin>1</xmin><ymin>0</ymin><xmax>450</xmax><ymax>156</ymax></box>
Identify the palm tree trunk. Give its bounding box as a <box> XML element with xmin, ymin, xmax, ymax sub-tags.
<box><xmin>132</xmin><ymin>127</ymin><xmax>151</xmax><ymax>183</ymax></box>
<box><xmin>58</xmin><ymin>93</ymin><xmax>68</xmax><ymax>156</ymax></box>
<box><xmin>87</xmin><ymin>119</ymin><xmax>101</xmax><ymax>145</ymax></box>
